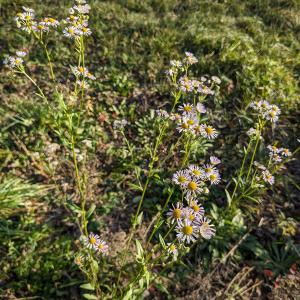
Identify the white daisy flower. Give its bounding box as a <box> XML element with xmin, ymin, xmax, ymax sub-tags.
<box><xmin>196</xmin><ymin>102</ymin><xmax>206</xmax><ymax>114</ymax></box>
<box><xmin>167</xmin><ymin>243</ymin><xmax>178</xmax><ymax>256</ymax></box>
<box><xmin>197</xmin><ymin>85</ymin><xmax>214</xmax><ymax>95</ymax></box>
<box><xmin>74</xmin><ymin>254</ymin><xmax>85</xmax><ymax>266</ymax></box>
<box><xmin>41</xmin><ymin>17</ymin><xmax>59</xmax><ymax>27</ymax></box>
<box><xmin>182</xmin><ymin>207</ymin><xmax>197</xmax><ymax>223</ymax></box>
<box><xmin>63</xmin><ymin>26</ymin><xmax>78</xmax><ymax>38</ymax></box>
<box><xmin>82</xmin><ymin>233</ymin><xmax>100</xmax><ymax>250</ymax></box>
<box><xmin>166</xmin><ymin>202</ymin><xmax>183</xmax><ymax>224</ymax></box>
<box><xmin>188</xmin><ymin>165</ymin><xmax>202</xmax><ymax>178</ymax></box>
<box><xmin>16</xmin><ymin>51</ymin><xmax>27</xmax><ymax>57</ymax></box>
<box><xmin>72</xmin><ymin>66</ymin><xmax>89</xmax><ymax>77</ymax></box>
<box><xmin>34</xmin><ymin>23</ymin><xmax>50</xmax><ymax>33</ymax></box>
<box><xmin>178</xmin><ymin>103</ymin><xmax>194</xmax><ymax>114</ymax></box>
<box><xmin>184</xmin><ymin>52</ymin><xmax>198</xmax><ymax>65</ymax></box>
<box><xmin>280</xmin><ymin>148</ymin><xmax>291</xmax><ymax>157</ymax></box>
<box><xmin>210</xmin><ymin>156</ymin><xmax>221</xmax><ymax>165</ymax></box>
<box><xmin>201</xmin><ymin>164</ymin><xmax>217</xmax><ymax>179</ymax></box>
<box><xmin>73</xmin><ymin>4</ymin><xmax>91</xmax><ymax>14</ymax></box>
<box><xmin>262</xmin><ymin>170</ymin><xmax>274</xmax><ymax>185</ymax></box>
<box><xmin>265</xmin><ymin>108</ymin><xmax>280</xmax><ymax>123</ymax></box>
<box><xmin>77</xmin><ymin>80</ymin><xmax>89</xmax><ymax>89</ymax></box>
<box><xmin>200</xmin><ymin>124</ymin><xmax>218</xmax><ymax>139</ymax></box>
<box><xmin>208</xmin><ymin>170</ymin><xmax>221</xmax><ymax>185</ymax></box>
<box><xmin>178</xmin><ymin>76</ymin><xmax>194</xmax><ymax>92</ymax></box>
<box><xmin>156</xmin><ymin>109</ymin><xmax>169</xmax><ymax>118</ymax></box>
<box><xmin>170</xmin><ymin>60</ymin><xmax>182</xmax><ymax>68</ymax></box>
<box><xmin>80</xmin><ymin>26</ymin><xmax>92</xmax><ymax>36</ymax></box>
<box><xmin>197</xmin><ymin>217</ymin><xmax>216</xmax><ymax>239</ymax></box>
<box><xmin>86</xmin><ymin>72</ymin><xmax>96</xmax><ymax>80</ymax></box>
<box><xmin>184</xmin><ymin>178</ymin><xmax>203</xmax><ymax>196</ymax></box>
<box><xmin>172</xmin><ymin>170</ymin><xmax>190</xmax><ymax>187</ymax></box>
<box><xmin>96</xmin><ymin>239</ymin><xmax>109</xmax><ymax>255</ymax></box>
<box><xmin>176</xmin><ymin>219</ymin><xmax>199</xmax><ymax>244</ymax></box>
<box><xmin>188</xmin><ymin>199</ymin><xmax>205</xmax><ymax>216</ymax></box>
<box><xmin>267</xmin><ymin>145</ymin><xmax>280</xmax><ymax>153</ymax></box>
<box><xmin>211</xmin><ymin>76</ymin><xmax>221</xmax><ymax>84</ymax></box>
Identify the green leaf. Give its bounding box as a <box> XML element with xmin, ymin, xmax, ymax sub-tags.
<box><xmin>135</xmin><ymin>239</ymin><xmax>144</xmax><ymax>257</ymax></box>
<box><xmin>159</xmin><ymin>234</ymin><xmax>166</xmax><ymax>249</ymax></box>
<box><xmin>80</xmin><ymin>283</ymin><xmax>95</xmax><ymax>290</ymax></box>
<box><xmin>122</xmin><ymin>286</ymin><xmax>133</xmax><ymax>300</ymax></box>
<box><xmin>225</xmin><ymin>189</ymin><xmax>232</xmax><ymax>207</ymax></box>
<box><xmin>82</xmin><ymin>293</ymin><xmax>98</xmax><ymax>299</ymax></box>
<box><xmin>86</xmin><ymin>204</ymin><xmax>96</xmax><ymax>219</ymax></box>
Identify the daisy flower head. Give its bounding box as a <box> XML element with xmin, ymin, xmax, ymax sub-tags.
<box><xmin>34</xmin><ymin>23</ymin><xmax>50</xmax><ymax>33</ymax></box>
<box><xmin>201</xmin><ymin>164</ymin><xmax>217</xmax><ymax>179</ymax></box>
<box><xmin>196</xmin><ymin>102</ymin><xmax>206</xmax><ymax>114</ymax></box>
<box><xmin>184</xmin><ymin>52</ymin><xmax>198</xmax><ymax>65</ymax></box>
<box><xmin>265</xmin><ymin>106</ymin><xmax>280</xmax><ymax>123</ymax></box>
<box><xmin>188</xmin><ymin>165</ymin><xmax>202</xmax><ymax>179</ymax></box>
<box><xmin>176</xmin><ymin>219</ymin><xmax>199</xmax><ymax>244</ymax></box>
<box><xmin>170</xmin><ymin>60</ymin><xmax>182</xmax><ymax>69</ymax></box>
<box><xmin>262</xmin><ymin>170</ymin><xmax>275</xmax><ymax>185</ymax></box>
<box><xmin>197</xmin><ymin>216</ymin><xmax>216</xmax><ymax>239</ymax></box>
<box><xmin>3</xmin><ymin>56</ymin><xmax>23</xmax><ymax>70</ymax></box>
<box><xmin>211</xmin><ymin>76</ymin><xmax>221</xmax><ymax>85</ymax></box>
<box><xmin>76</xmin><ymin>80</ymin><xmax>89</xmax><ymax>89</ymax></box>
<box><xmin>208</xmin><ymin>170</ymin><xmax>221</xmax><ymax>185</ymax></box>
<box><xmin>200</xmin><ymin>124</ymin><xmax>218</xmax><ymax>139</ymax></box>
<box><xmin>178</xmin><ymin>103</ymin><xmax>194</xmax><ymax>115</ymax></box>
<box><xmin>270</xmin><ymin>153</ymin><xmax>282</xmax><ymax>163</ymax></box>
<box><xmin>156</xmin><ymin>109</ymin><xmax>169</xmax><ymax>118</ymax></box>
<box><xmin>210</xmin><ymin>156</ymin><xmax>221</xmax><ymax>165</ymax></box>
<box><xmin>198</xmin><ymin>84</ymin><xmax>214</xmax><ymax>95</ymax></box>
<box><xmin>72</xmin><ymin>66</ymin><xmax>89</xmax><ymax>77</ymax></box>
<box><xmin>16</xmin><ymin>51</ymin><xmax>27</xmax><ymax>57</ymax></box>
<box><xmin>63</xmin><ymin>26</ymin><xmax>78</xmax><ymax>38</ymax></box>
<box><xmin>73</xmin><ymin>3</ymin><xmax>91</xmax><ymax>14</ymax></box>
<box><xmin>185</xmin><ymin>178</ymin><xmax>203</xmax><ymax>196</ymax></box>
<box><xmin>78</xmin><ymin>26</ymin><xmax>92</xmax><ymax>36</ymax></box>
<box><xmin>86</xmin><ymin>72</ymin><xmax>96</xmax><ymax>80</ymax></box>
<box><xmin>96</xmin><ymin>239</ymin><xmax>109</xmax><ymax>255</ymax></box>
<box><xmin>182</xmin><ymin>207</ymin><xmax>197</xmax><ymax>223</ymax></box>
<box><xmin>41</xmin><ymin>17</ymin><xmax>59</xmax><ymax>27</ymax></box>
<box><xmin>113</xmin><ymin>119</ymin><xmax>128</xmax><ymax>130</ymax></box>
<box><xmin>267</xmin><ymin>145</ymin><xmax>280</xmax><ymax>154</ymax></box>
<box><xmin>166</xmin><ymin>202</ymin><xmax>183</xmax><ymax>224</ymax></box>
<box><xmin>188</xmin><ymin>199</ymin><xmax>205</xmax><ymax>216</ymax></box>
<box><xmin>167</xmin><ymin>243</ymin><xmax>178</xmax><ymax>256</ymax></box>
<box><xmin>172</xmin><ymin>170</ymin><xmax>190</xmax><ymax>187</ymax></box>
<box><xmin>178</xmin><ymin>76</ymin><xmax>194</xmax><ymax>93</ymax></box>
<box><xmin>74</xmin><ymin>254</ymin><xmax>85</xmax><ymax>266</ymax></box>
<box><xmin>176</xmin><ymin>116</ymin><xmax>196</xmax><ymax>133</ymax></box>
<box><xmin>82</xmin><ymin>233</ymin><xmax>100</xmax><ymax>250</ymax></box>
<box><xmin>280</xmin><ymin>148</ymin><xmax>291</xmax><ymax>157</ymax></box>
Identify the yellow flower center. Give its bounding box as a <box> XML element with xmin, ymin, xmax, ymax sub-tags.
<box><xmin>187</xmin><ymin>119</ymin><xmax>194</xmax><ymax>126</ymax></box>
<box><xmin>209</xmin><ymin>174</ymin><xmax>217</xmax><ymax>181</ymax></box>
<box><xmin>182</xmin><ymin>123</ymin><xmax>189</xmax><ymax>129</ymax></box>
<box><xmin>270</xmin><ymin>111</ymin><xmax>276</xmax><ymax>118</ymax></box>
<box><xmin>49</xmin><ymin>18</ymin><xmax>55</xmax><ymax>23</ymax></box>
<box><xmin>83</xmin><ymin>27</ymin><xmax>88</xmax><ymax>32</ymax></box>
<box><xmin>192</xmin><ymin>205</ymin><xmax>200</xmax><ymax>212</ymax></box>
<box><xmin>182</xmin><ymin>225</ymin><xmax>193</xmax><ymax>235</ymax></box>
<box><xmin>37</xmin><ymin>25</ymin><xmax>44</xmax><ymax>30</ymax></box>
<box><xmin>205</xmin><ymin>167</ymin><xmax>212</xmax><ymax>173</ymax></box>
<box><xmin>193</xmin><ymin>170</ymin><xmax>200</xmax><ymax>176</ymax></box>
<box><xmin>78</xmin><ymin>67</ymin><xmax>84</xmax><ymax>73</ymax></box>
<box><xmin>184</xmin><ymin>105</ymin><xmax>192</xmax><ymax>112</ymax></box>
<box><xmin>205</xmin><ymin>127</ymin><xmax>214</xmax><ymax>135</ymax></box>
<box><xmin>178</xmin><ymin>176</ymin><xmax>186</xmax><ymax>183</ymax></box>
<box><xmin>98</xmin><ymin>243</ymin><xmax>104</xmax><ymax>250</ymax></box>
<box><xmin>173</xmin><ymin>208</ymin><xmax>181</xmax><ymax>219</ymax></box>
<box><xmin>25</xmin><ymin>15</ymin><xmax>31</xmax><ymax>21</ymax></box>
<box><xmin>189</xmin><ymin>214</ymin><xmax>195</xmax><ymax>221</ymax></box>
<box><xmin>169</xmin><ymin>244</ymin><xmax>176</xmax><ymax>251</ymax></box>
<box><xmin>15</xmin><ymin>59</ymin><xmax>22</xmax><ymax>65</ymax></box>
<box><xmin>68</xmin><ymin>28</ymin><xmax>74</xmax><ymax>34</ymax></box>
<box><xmin>188</xmin><ymin>181</ymin><xmax>197</xmax><ymax>191</ymax></box>
<box><xmin>89</xmin><ymin>237</ymin><xmax>96</xmax><ymax>244</ymax></box>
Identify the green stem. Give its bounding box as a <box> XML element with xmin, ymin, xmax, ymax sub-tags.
<box><xmin>246</xmin><ymin>131</ymin><xmax>261</xmax><ymax>182</ymax></box>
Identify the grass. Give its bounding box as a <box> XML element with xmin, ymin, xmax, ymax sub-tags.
<box><xmin>0</xmin><ymin>0</ymin><xmax>299</xmax><ymax>299</ymax></box>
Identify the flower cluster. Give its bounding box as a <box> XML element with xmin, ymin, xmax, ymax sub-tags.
<box><xmin>80</xmin><ymin>233</ymin><xmax>109</xmax><ymax>255</ymax></box>
<box><xmin>63</xmin><ymin>0</ymin><xmax>92</xmax><ymax>38</ymax></box>
<box><xmin>71</xmin><ymin>66</ymin><xmax>96</xmax><ymax>89</ymax></box>
<box><xmin>250</xmin><ymin>100</ymin><xmax>281</xmax><ymax>123</ymax></box>
<box><xmin>15</xmin><ymin>6</ymin><xmax>59</xmax><ymax>34</ymax></box>
<box><xmin>267</xmin><ymin>145</ymin><xmax>291</xmax><ymax>163</ymax></box>
<box><xmin>167</xmin><ymin>198</ymin><xmax>215</xmax><ymax>244</ymax></box>
<box><xmin>3</xmin><ymin>51</ymin><xmax>27</xmax><ymax>70</ymax></box>
<box><xmin>166</xmin><ymin>103</ymin><xmax>218</xmax><ymax>139</ymax></box>
<box><xmin>173</xmin><ymin>158</ymin><xmax>221</xmax><ymax>196</ymax></box>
